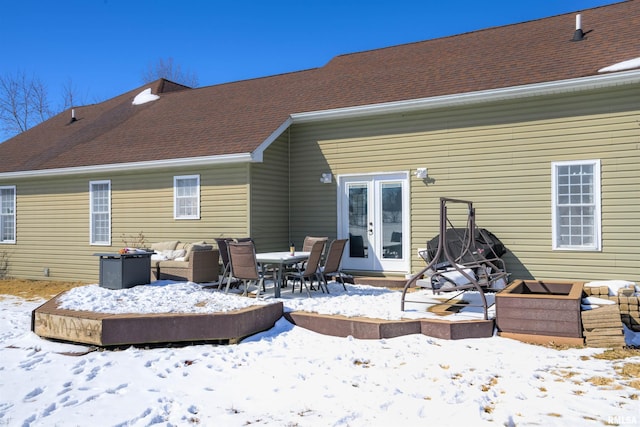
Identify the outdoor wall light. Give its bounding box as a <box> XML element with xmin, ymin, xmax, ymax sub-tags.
<box><xmin>414</xmin><ymin>168</ymin><xmax>428</xmax><ymax>179</ymax></box>
<box><xmin>320</xmin><ymin>172</ymin><xmax>332</xmax><ymax>184</ymax></box>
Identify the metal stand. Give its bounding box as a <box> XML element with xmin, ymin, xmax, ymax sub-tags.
<box><xmin>400</xmin><ymin>198</ymin><xmax>508</xmax><ymax>320</ymax></box>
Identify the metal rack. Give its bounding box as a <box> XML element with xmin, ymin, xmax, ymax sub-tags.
<box><xmin>400</xmin><ymin>197</ymin><xmax>508</xmax><ymax>320</ymax></box>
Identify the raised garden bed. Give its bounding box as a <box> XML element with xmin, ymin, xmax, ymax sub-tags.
<box><xmin>495</xmin><ymin>280</ymin><xmax>584</xmax><ymax>345</ymax></box>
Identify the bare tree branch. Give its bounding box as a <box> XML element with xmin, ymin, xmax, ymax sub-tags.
<box><xmin>0</xmin><ymin>70</ymin><xmax>54</xmax><ymax>137</ymax></box>
<box><xmin>60</xmin><ymin>77</ymin><xmax>89</xmax><ymax>111</ymax></box>
<box><xmin>142</xmin><ymin>57</ymin><xmax>199</xmax><ymax>87</ymax></box>
<box><xmin>30</xmin><ymin>78</ymin><xmax>52</xmax><ymax>124</ymax></box>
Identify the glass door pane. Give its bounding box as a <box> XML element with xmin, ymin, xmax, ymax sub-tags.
<box><xmin>381</xmin><ymin>182</ymin><xmax>402</xmax><ymax>259</ymax></box>
<box><xmin>348</xmin><ymin>183</ymin><xmax>368</xmax><ymax>259</ymax></box>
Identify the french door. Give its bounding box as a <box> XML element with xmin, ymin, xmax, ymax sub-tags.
<box><xmin>338</xmin><ymin>172</ymin><xmax>409</xmax><ymax>273</ymax></box>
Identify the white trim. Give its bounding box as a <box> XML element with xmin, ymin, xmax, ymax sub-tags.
<box><xmin>291</xmin><ymin>70</ymin><xmax>640</xmax><ymax>123</ymax></box>
<box><xmin>0</xmin><ymin>185</ymin><xmax>16</xmax><ymax>244</ymax></box>
<box><xmin>551</xmin><ymin>159</ymin><xmax>601</xmax><ymax>251</ymax></box>
<box><xmin>252</xmin><ymin>117</ymin><xmax>293</xmax><ymax>163</ymax></box>
<box><xmin>0</xmin><ymin>153</ymin><xmax>254</xmax><ymax>179</ymax></box>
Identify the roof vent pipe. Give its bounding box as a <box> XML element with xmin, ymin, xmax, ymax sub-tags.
<box><xmin>572</xmin><ymin>13</ymin><xmax>584</xmax><ymax>41</ymax></box>
<box><xmin>69</xmin><ymin>108</ymin><xmax>77</xmax><ymax>124</ymax></box>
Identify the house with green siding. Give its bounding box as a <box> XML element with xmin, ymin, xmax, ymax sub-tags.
<box><xmin>1</xmin><ymin>1</ymin><xmax>639</xmax><ymax>284</ymax></box>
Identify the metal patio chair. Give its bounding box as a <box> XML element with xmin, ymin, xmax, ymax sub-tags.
<box><xmin>319</xmin><ymin>238</ymin><xmax>349</xmax><ymax>291</ymax></box>
<box><xmin>285</xmin><ymin>239</ymin><xmax>326</xmax><ymax>297</ymax></box>
<box><xmin>226</xmin><ymin>241</ymin><xmax>271</xmax><ymax>297</ymax></box>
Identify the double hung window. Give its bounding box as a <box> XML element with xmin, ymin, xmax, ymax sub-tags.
<box><xmin>552</xmin><ymin>160</ymin><xmax>601</xmax><ymax>251</ymax></box>
<box><xmin>0</xmin><ymin>186</ymin><xmax>16</xmax><ymax>243</ymax></box>
<box><xmin>174</xmin><ymin>175</ymin><xmax>200</xmax><ymax>219</ymax></box>
<box><xmin>90</xmin><ymin>180</ymin><xmax>111</xmax><ymax>245</ymax></box>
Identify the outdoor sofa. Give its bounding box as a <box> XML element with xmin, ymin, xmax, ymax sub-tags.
<box><xmin>150</xmin><ymin>240</ymin><xmax>219</xmax><ymax>283</ymax></box>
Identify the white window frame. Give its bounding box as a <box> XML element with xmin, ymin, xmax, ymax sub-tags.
<box><xmin>551</xmin><ymin>159</ymin><xmax>601</xmax><ymax>251</ymax></box>
<box><xmin>90</xmin><ymin>180</ymin><xmax>111</xmax><ymax>245</ymax></box>
<box><xmin>174</xmin><ymin>175</ymin><xmax>200</xmax><ymax>220</ymax></box>
<box><xmin>0</xmin><ymin>186</ymin><xmax>16</xmax><ymax>244</ymax></box>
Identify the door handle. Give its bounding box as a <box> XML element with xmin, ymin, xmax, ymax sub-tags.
<box><xmin>368</xmin><ymin>222</ymin><xmax>373</xmax><ymax>235</ymax></box>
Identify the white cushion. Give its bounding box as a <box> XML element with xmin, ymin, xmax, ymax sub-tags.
<box><xmin>160</xmin><ymin>249</ymin><xmax>186</xmax><ymax>260</ymax></box>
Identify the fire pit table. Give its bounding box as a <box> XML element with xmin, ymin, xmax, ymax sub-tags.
<box><xmin>94</xmin><ymin>252</ymin><xmax>152</xmax><ymax>290</ymax></box>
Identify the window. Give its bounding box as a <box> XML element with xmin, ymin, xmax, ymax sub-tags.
<box><xmin>552</xmin><ymin>160</ymin><xmax>601</xmax><ymax>251</ymax></box>
<box><xmin>174</xmin><ymin>175</ymin><xmax>200</xmax><ymax>219</ymax></box>
<box><xmin>0</xmin><ymin>186</ymin><xmax>16</xmax><ymax>243</ymax></box>
<box><xmin>90</xmin><ymin>180</ymin><xmax>111</xmax><ymax>245</ymax></box>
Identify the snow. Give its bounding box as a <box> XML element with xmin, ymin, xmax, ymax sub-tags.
<box><xmin>132</xmin><ymin>88</ymin><xmax>159</xmax><ymax>105</ymax></box>
<box><xmin>598</xmin><ymin>57</ymin><xmax>640</xmax><ymax>73</ymax></box>
<box><xmin>2</xmin><ymin>280</ymin><xmax>640</xmax><ymax>426</ymax></box>
<box><xmin>55</xmin><ymin>281</ymin><xmax>494</xmax><ymax>321</ymax></box>
<box><xmin>56</xmin><ymin>282</ymin><xmax>273</xmax><ymax>314</ymax></box>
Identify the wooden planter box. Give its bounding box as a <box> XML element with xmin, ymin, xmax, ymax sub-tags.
<box><xmin>496</xmin><ymin>280</ymin><xmax>584</xmax><ymax>345</ymax></box>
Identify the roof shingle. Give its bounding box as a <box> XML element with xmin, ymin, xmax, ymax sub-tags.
<box><xmin>1</xmin><ymin>1</ymin><xmax>638</xmax><ymax>174</ymax></box>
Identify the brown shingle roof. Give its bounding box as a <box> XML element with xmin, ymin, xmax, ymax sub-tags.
<box><xmin>1</xmin><ymin>1</ymin><xmax>638</xmax><ymax>174</ymax></box>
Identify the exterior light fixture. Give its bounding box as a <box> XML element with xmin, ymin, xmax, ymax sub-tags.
<box><xmin>320</xmin><ymin>173</ymin><xmax>332</xmax><ymax>184</ymax></box>
<box><xmin>414</xmin><ymin>168</ymin><xmax>428</xmax><ymax>179</ymax></box>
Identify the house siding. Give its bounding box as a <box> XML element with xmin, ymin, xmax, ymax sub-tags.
<box><xmin>0</xmin><ymin>165</ymin><xmax>250</xmax><ymax>283</ymax></box>
<box><xmin>289</xmin><ymin>84</ymin><xmax>640</xmax><ymax>282</ymax></box>
<box><xmin>250</xmin><ymin>133</ymin><xmax>290</xmax><ymax>252</ymax></box>
<box><xmin>288</xmin><ymin>125</ymin><xmax>340</xmax><ymax>248</ymax></box>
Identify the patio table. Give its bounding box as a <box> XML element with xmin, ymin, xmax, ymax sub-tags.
<box><xmin>255</xmin><ymin>251</ymin><xmax>310</xmax><ymax>298</ymax></box>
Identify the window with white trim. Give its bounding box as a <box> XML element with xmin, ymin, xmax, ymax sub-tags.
<box><xmin>552</xmin><ymin>160</ymin><xmax>601</xmax><ymax>251</ymax></box>
<box><xmin>90</xmin><ymin>180</ymin><xmax>111</xmax><ymax>245</ymax></box>
<box><xmin>0</xmin><ymin>186</ymin><xmax>16</xmax><ymax>243</ymax></box>
<box><xmin>174</xmin><ymin>175</ymin><xmax>200</xmax><ymax>219</ymax></box>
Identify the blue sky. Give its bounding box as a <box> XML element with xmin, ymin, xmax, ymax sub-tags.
<box><xmin>0</xmin><ymin>0</ymin><xmax>619</xmax><ymax>138</ymax></box>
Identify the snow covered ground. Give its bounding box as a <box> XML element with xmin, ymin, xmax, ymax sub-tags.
<box><xmin>1</xmin><ymin>280</ymin><xmax>639</xmax><ymax>426</ymax></box>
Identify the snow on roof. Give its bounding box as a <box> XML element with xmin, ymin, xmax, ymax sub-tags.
<box><xmin>598</xmin><ymin>57</ymin><xmax>640</xmax><ymax>73</ymax></box>
<box><xmin>132</xmin><ymin>88</ymin><xmax>160</xmax><ymax>105</ymax></box>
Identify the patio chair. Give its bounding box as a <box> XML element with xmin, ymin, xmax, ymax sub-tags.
<box><xmin>285</xmin><ymin>239</ymin><xmax>326</xmax><ymax>297</ymax></box>
<box><xmin>214</xmin><ymin>238</ymin><xmax>234</xmax><ymax>288</ymax></box>
<box><xmin>226</xmin><ymin>241</ymin><xmax>270</xmax><ymax>297</ymax></box>
<box><xmin>319</xmin><ymin>239</ymin><xmax>349</xmax><ymax>291</ymax></box>
<box><xmin>286</xmin><ymin>236</ymin><xmax>328</xmax><ymax>276</ymax></box>
<box><xmin>302</xmin><ymin>236</ymin><xmax>328</xmax><ymax>252</ymax></box>
<box><xmin>235</xmin><ymin>237</ymin><xmax>254</xmax><ymax>244</ymax></box>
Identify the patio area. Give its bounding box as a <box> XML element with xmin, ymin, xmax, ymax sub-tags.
<box><xmin>32</xmin><ymin>280</ymin><xmax>496</xmax><ymax>346</ymax></box>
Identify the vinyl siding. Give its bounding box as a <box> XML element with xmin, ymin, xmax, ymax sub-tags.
<box><xmin>288</xmin><ymin>126</ymin><xmax>339</xmax><ymax>248</ymax></box>
<box><xmin>250</xmin><ymin>133</ymin><xmax>290</xmax><ymax>252</ymax></box>
<box><xmin>289</xmin><ymin>84</ymin><xmax>640</xmax><ymax>282</ymax></box>
<box><xmin>1</xmin><ymin>165</ymin><xmax>250</xmax><ymax>283</ymax></box>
